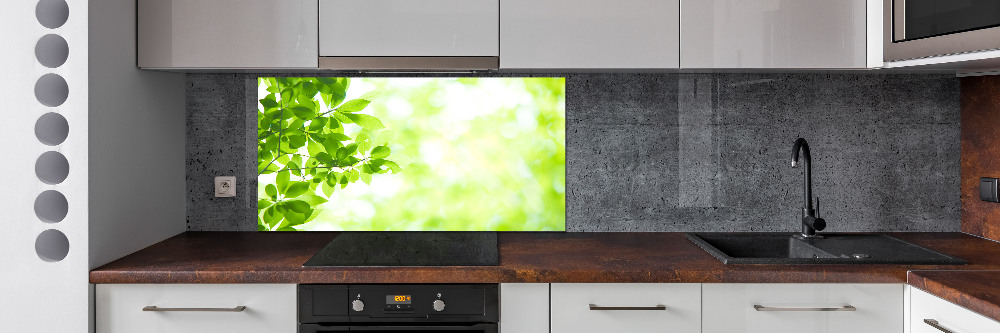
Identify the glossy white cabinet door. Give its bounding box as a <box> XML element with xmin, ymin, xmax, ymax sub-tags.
<box><xmin>96</xmin><ymin>284</ymin><xmax>297</xmax><ymax>333</ymax></box>
<box><xmin>681</xmin><ymin>0</ymin><xmax>869</xmax><ymax>68</ymax></box>
<box><xmin>319</xmin><ymin>0</ymin><xmax>499</xmax><ymax>57</ymax></box>
<box><xmin>501</xmin><ymin>0</ymin><xmax>680</xmax><ymax>68</ymax></box>
<box><xmin>911</xmin><ymin>287</ymin><xmax>1000</xmax><ymax>333</ymax></box>
<box><xmin>138</xmin><ymin>0</ymin><xmax>318</xmax><ymax>69</ymax></box>
<box><xmin>500</xmin><ymin>284</ymin><xmax>549</xmax><ymax>333</ymax></box>
<box><xmin>702</xmin><ymin>283</ymin><xmax>903</xmax><ymax>333</ymax></box>
<box><xmin>551</xmin><ymin>283</ymin><xmax>701</xmax><ymax>333</ymax></box>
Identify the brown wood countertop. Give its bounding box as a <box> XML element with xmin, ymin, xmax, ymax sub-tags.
<box><xmin>90</xmin><ymin>231</ymin><xmax>1000</xmax><ymax>285</ymax></box>
<box><xmin>908</xmin><ymin>270</ymin><xmax>1000</xmax><ymax>323</ymax></box>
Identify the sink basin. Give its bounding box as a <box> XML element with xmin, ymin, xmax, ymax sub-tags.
<box><xmin>686</xmin><ymin>233</ymin><xmax>966</xmax><ymax>265</ymax></box>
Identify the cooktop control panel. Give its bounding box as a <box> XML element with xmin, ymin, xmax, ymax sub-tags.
<box><xmin>299</xmin><ymin>284</ymin><xmax>498</xmax><ymax>323</ymax></box>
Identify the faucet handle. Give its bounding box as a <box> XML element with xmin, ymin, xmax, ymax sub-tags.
<box><xmin>815</xmin><ymin>197</ymin><xmax>820</xmax><ymax>218</ymax></box>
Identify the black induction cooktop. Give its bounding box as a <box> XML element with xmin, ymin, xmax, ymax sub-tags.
<box><xmin>303</xmin><ymin>232</ymin><xmax>499</xmax><ymax>267</ymax></box>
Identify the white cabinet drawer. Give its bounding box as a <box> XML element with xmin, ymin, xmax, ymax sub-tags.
<box><xmin>911</xmin><ymin>288</ymin><xmax>1000</xmax><ymax>333</ymax></box>
<box><xmin>319</xmin><ymin>0</ymin><xmax>499</xmax><ymax>57</ymax></box>
<box><xmin>702</xmin><ymin>283</ymin><xmax>903</xmax><ymax>333</ymax></box>
<box><xmin>551</xmin><ymin>283</ymin><xmax>701</xmax><ymax>333</ymax></box>
<box><xmin>96</xmin><ymin>284</ymin><xmax>296</xmax><ymax>333</ymax></box>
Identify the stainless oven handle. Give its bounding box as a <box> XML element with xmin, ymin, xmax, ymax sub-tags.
<box><xmin>924</xmin><ymin>319</ymin><xmax>956</xmax><ymax>333</ymax></box>
<box><xmin>589</xmin><ymin>304</ymin><xmax>666</xmax><ymax>311</ymax></box>
<box><xmin>143</xmin><ymin>305</ymin><xmax>247</xmax><ymax>312</ymax></box>
<box><xmin>753</xmin><ymin>305</ymin><xmax>856</xmax><ymax>312</ymax></box>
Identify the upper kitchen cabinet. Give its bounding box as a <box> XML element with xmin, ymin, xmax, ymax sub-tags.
<box><xmin>138</xmin><ymin>0</ymin><xmax>318</xmax><ymax>69</ymax></box>
<box><xmin>681</xmin><ymin>0</ymin><xmax>879</xmax><ymax>69</ymax></box>
<box><xmin>318</xmin><ymin>0</ymin><xmax>500</xmax><ymax>70</ymax></box>
<box><xmin>500</xmin><ymin>0</ymin><xmax>680</xmax><ymax>69</ymax></box>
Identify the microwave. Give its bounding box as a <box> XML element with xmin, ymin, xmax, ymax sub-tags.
<box><xmin>884</xmin><ymin>0</ymin><xmax>1000</xmax><ymax>62</ymax></box>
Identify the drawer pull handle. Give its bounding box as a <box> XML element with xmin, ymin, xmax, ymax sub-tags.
<box><xmin>753</xmin><ymin>305</ymin><xmax>856</xmax><ymax>312</ymax></box>
<box><xmin>589</xmin><ymin>304</ymin><xmax>667</xmax><ymax>311</ymax></box>
<box><xmin>924</xmin><ymin>319</ymin><xmax>955</xmax><ymax>333</ymax></box>
<box><xmin>143</xmin><ymin>306</ymin><xmax>247</xmax><ymax>312</ymax></box>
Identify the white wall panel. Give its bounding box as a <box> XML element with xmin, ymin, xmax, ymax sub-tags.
<box><xmin>0</xmin><ymin>0</ymin><xmax>89</xmax><ymax>331</ymax></box>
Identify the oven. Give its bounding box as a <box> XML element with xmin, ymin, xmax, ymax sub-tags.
<box><xmin>884</xmin><ymin>0</ymin><xmax>1000</xmax><ymax>61</ymax></box>
<box><xmin>299</xmin><ymin>284</ymin><xmax>498</xmax><ymax>333</ymax></box>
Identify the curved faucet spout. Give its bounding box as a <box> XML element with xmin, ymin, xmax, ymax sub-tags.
<box><xmin>791</xmin><ymin>138</ymin><xmax>811</xmax><ymax>210</ymax></box>
<box><xmin>791</xmin><ymin>138</ymin><xmax>824</xmax><ymax>237</ymax></box>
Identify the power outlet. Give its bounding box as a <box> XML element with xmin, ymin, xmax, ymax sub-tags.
<box><xmin>215</xmin><ymin>176</ymin><xmax>236</xmax><ymax>197</ymax></box>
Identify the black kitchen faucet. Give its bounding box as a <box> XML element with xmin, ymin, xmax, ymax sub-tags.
<box><xmin>791</xmin><ymin>138</ymin><xmax>826</xmax><ymax>238</ymax></box>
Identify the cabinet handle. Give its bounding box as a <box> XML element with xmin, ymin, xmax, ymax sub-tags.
<box><xmin>589</xmin><ymin>304</ymin><xmax>667</xmax><ymax>311</ymax></box>
<box><xmin>753</xmin><ymin>305</ymin><xmax>856</xmax><ymax>312</ymax></box>
<box><xmin>143</xmin><ymin>306</ymin><xmax>247</xmax><ymax>312</ymax></box>
<box><xmin>924</xmin><ymin>319</ymin><xmax>955</xmax><ymax>333</ymax></box>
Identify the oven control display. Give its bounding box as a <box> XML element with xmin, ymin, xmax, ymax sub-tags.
<box><xmin>386</xmin><ymin>295</ymin><xmax>412</xmax><ymax>304</ymax></box>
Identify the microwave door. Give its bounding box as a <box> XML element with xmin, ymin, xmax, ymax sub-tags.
<box><xmin>896</xmin><ymin>0</ymin><xmax>1000</xmax><ymax>42</ymax></box>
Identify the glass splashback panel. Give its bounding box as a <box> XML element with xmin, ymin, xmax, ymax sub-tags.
<box><xmin>257</xmin><ymin>77</ymin><xmax>565</xmax><ymax>231</ymax></box>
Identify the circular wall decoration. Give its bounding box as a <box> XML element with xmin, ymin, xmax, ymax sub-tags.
<box><xmin>35</xmin><ymin>229</ymin><xmax>69</xmax><ymax>262</ymax></box>
<box><xmin>35</xmin><ymin>112</ymin><xmax>69</xmax><ymax>146</ymax></box>
<box><xmin>36</xmin><ymin>0</ymin><xmax>69</xmax><ymax>29</ymax></box>
<box><xmin>34</xmin><ymin>73</ymin><xmax>69</xmax><ymax>107</ymax></box>
<box><xmin>35</xmin><ymin>151</ymin><xmax>69</xmax><ymax>185</ymax></box>
<box><xmin>34</xmin><ymin>190</ymin><xmax>68</xmax><ymax>223</ymax></box>
<box><xmin>35</xmin><ymin>34</ymin><xmax>69</xmax><ymax>68</ymax></box>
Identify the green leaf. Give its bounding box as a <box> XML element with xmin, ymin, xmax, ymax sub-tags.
<box><xmin>358</xmin><ymin>90</ymin><xmax>381</xmax><ymax>101</ymax></box>
<box><xmin>315</xmin><ymin>152</ymin><xmax>335</xmax><ymax>165</ymax></box>
<box><xmin>287</xmin><ymin>161</ymin><xmax>301</xmax><ymax>177</ymax></box>
<box><xmin>383</xmin><ymin>160</ymin><xmax>402</xmax><ymax>174</ymax></box>
<box><xmin>327</xmin><ymin>133</ymin><xmax>352</xmax><ymax>141</ymax></box>
<box><xmin>287</xmin><ymin>133</ymin><xmax>307</xmax><ymax>149</ymax></box>
<box><xmin>321</xmin><ymin>181</ymin><xmax>336</xmax><ymax>197</ymax></box>
<box><xmin>276</xmin><ymin>171</ymin><xmax>290</xmax><ymax>192</ymax></box>
<box><xmin>265</xmin><ymin>184</ymin><xmax>277</xmax><ymax>199</ymax></box>
<box><xmin>259</xmin><ymin>97</ymin><xmax>279</xmax><ymax>111</ymax></box>
<box><xmin>337</xmin><ymin>143</ymin><xmax>358</xmax><ymax>161</ymax></box>
<box><xmin>345</xmin><ymin>113</ymin><xmax>385</xmax><ymax>130</ymax></box>
<box><xmin>370</xmin><ymin>145</ymin><xmax>390</xmax><ymax>159</ymax></box>
<box><xmin>300</xmin><ymin>193</ymin><xmax>329</xmax><ymax>206</ymax></box>
<box><xmin>355</xmin><ymin>132</ymin><xmax>373</xmax><ymax>152</ymax></box>
<box><xmin>333</xmin><ymin>112</ymin><xmax>353</xmax><ymax>124</ymax></box>
<box><xmin>374</xmin><ymin>130</ymin><xmax>394</xmax><ymax>146</ymax></box>
<box><xmin>285</xmin><ymin>199</ymin><xmax>311</xmax><ymax>213</ymax></box>
<box><xmin>258</xmin><ymin>160</ymin><xmax>280</xmax><ymax>174</ymax></box>
<box><xmin>337</xmin><ymin>98</ymin><xmax>371</xmax><ymax>113</ymax></box>
<box><xmin>340</xmin><ymin>156</ymin><xmax>360</xmax><ymax>168</ymax></box>
<box><xmin>277</xmin><ymin>226</ymin><xmax>298</xmax><ymax>231</ymax></box>
<box><xmin>285</xmin><ymin>182</ymin><xmax>311</xmax><ymax>198</ymax></box>
<box><xmin>360</xmin><ymin>171</ymin><xmax>372</xmax><ymax>185</ymax></box>
<box><xmin>326</xmin><ymin>172</ymin><xmax>340</xmax><ymax>186</ymax></box>
<box><xmin>291</xmin><ymin>106</ymin><xmax>315</xmax><ymax>119</ymax></box>
<box><xmin>257</xmin><ymin>199</ymin><xmax>273</xmax><ymax>209</ymax></box>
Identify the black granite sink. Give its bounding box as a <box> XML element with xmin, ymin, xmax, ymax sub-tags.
<box><xmin>686</xmin><ymin>233</ymin><xmax>966</xmax><ymax>265</ymax></box>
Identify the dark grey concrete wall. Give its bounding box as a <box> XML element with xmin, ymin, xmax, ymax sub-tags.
<box><xmin>186</xmin><ymin>73</ymin><xmax>960</xmax><ymax>232</ymax></box>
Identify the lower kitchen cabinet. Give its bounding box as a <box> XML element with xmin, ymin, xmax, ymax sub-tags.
<box><xmin>910</xmin><ymin>287</ymin><xmax>1000</xmax><ymax>333</ymax></box>
<box><xmin>551</xmin><ymin>283</ymin><xmax>702</xmax><ymax>333</ymax></box>
<box><xmin>500</xmin><ymin>283</ymin><xmax>549</xmax><ymax>333</ymax></box>
<box><xmin>95</xmin><ymin>284</ymin><xmax>297</xmax><ymax>333</ymax></box>
<box><xmin>702</xmin><ymin>283</ymin><xmax>903</xmax><ymax>333</ymax></box>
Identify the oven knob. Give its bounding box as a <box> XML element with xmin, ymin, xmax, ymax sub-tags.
<box><xmin>432</xmin><ymin>299</ymin><xmax>446</xmax><ymax>312</ymax></box>
<box><xmin>352</xmin><ymin>299</ymin><xmax>365</xmax><ymax>312</ymax></box>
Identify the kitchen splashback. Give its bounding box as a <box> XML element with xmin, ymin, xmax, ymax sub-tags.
<box><xmin>186</xmin><ymin>73</ymin><xmax>960</xmax><ymax>232</ymax></box>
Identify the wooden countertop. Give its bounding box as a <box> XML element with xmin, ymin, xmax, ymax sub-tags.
<box><xmin>908</xmin><ymin>270</ymin><xmax>1000</xmax><ymax>323</ymax></box>
<box><xmin>90</xmin><ymin>231</ymin><xmax>1000</xmax><ymax>284</ymax></box>
<box><xmin>90</xmin><ymin>231</ymin><xmax>1000</xmax><ymax>322</ymax></box>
